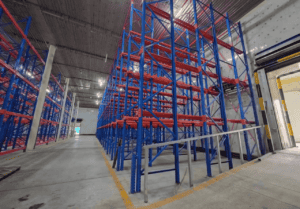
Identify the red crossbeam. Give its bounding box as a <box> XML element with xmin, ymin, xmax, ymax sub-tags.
<box><xmin>0</xmin><ymin>60</ymin><xmax>62</xmax><ymax>108</ymax></box>
<box><xmin>117</xmin><ymin>84</ymin><xmax>187</xmax><ymax>100</ymax></box>
<box><xmin>146</xmin><ymin>4</ymin><xmax>243</xmax><ymax>54</ymax></box>
<box><xmin>0</xmin><ymin>1</ymin><xmax>45</xmax><ymax>65</ymax></box>
<box><xmin>126</xmin><ymin>71</ymin><xmax>219</xmax><ymax>96</ymax></box>
<box><xmin>130</xmin><ymin>31</ymin><xmax>215</xmax><ymax>68</ymax></box>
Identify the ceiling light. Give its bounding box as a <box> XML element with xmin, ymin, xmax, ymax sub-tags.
<box><xmin>98</xmin><ymin>78</ymin><xmax>105</xmax><ymax>87</ymax></box>
<box><xmin>42</xmin><ymin>10</ymin><xmax>63</xmax><ymax>19</ymax></box>
<box><xmin>46</xmin><ymin>89</ymin><xmax>50</xmax><ymax>93</ymax></box>
<box><xmin>26</xmin><ymin>71</ymin><xmax>32</xmax><ymax>77</ymax></box>
<box><xmin>105</xmin><ymin>54</ymin><xmax>108</xmax><ymax>63</ymax></box>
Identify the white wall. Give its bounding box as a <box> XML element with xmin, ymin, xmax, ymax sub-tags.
<box><xmin>77</xmin><ymin>108</ymin><xmax>98</xmax><ymax>135</ymax></box>
<box><xmin>214</xmin><ymin>0</ymin><xmax>300</xmax><ymax>153</ymax></box>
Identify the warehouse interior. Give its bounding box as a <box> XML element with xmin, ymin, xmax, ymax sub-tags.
<box><xmin>1</xmin><ymin>0</ymin><xmax>300</xmax><ymax>208</ymax></box>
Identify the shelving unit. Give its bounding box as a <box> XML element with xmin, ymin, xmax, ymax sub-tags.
<box><xmin>97</xmin><ymin>0</ymin><xmax>265</xmax><ymax>193</ymax></box>
<box><xmin>0</xmin><ymin>1</ymin><xmax>73</xmax><ymax>155</ymax></box>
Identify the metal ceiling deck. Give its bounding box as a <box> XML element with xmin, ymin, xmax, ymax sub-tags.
<box><xmin>3</xmin><ymin>0</ymin><xmax>263</xmax><ymax>108</ymax></box>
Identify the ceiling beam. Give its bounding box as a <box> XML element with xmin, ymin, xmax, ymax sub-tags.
<box><xmin>74</xmin><ymin>92</ymin><xmax>100</xmax><ymax>96</ymax></box>
<box><xmin>68</xmin><ymin>85</ymin><xmax>104</xmax><ymax>90</ymax></box>
<box><xmin>77</xmin><ymin>97</ymin><xmax>99</xmax><ymax>103</ymax></box>
<box><xmin>54</xmin><ymin>62</ymin><xmax>110</xmax><ymax>75</ymax></box>
<box><xmin>6</xmin><ymin>0</ymin><xmax>121</xmax><ymax>39</ymax></box>
<box><xmin>79</xmin><ymin>105</ymin><xmax>99</xmax><ymax>108</ymax></box>
<box><xmin>69</xmin><ymin>77</ymin><xmax>105</xmax><ymax>84</ymax></box>
<box><xmin>77</xmin><ymin>96</ymin><xmax>101</xmax><ymax>99</ymax></box>
<box><xmin>8</xmin><ymin>32</ymin><xmax>115</xmax><ymax>61</ymax></box>
<box><xmin>56</xmin><ymin>44</ymin><xmax>114</xmax><ymax>61</ymax></box>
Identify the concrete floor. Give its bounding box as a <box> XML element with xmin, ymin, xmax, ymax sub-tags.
<box><xmin>1</xmin><ymin>136</ymin><xmax>300</xmax><ymax>209</ymax></box>
<box><xmin>0</xmin><ymin>136</ymin><xmax>124</xmax><ymax>209</ymax></box>
<box><xmin>159</xmin><ymin>148</ymin><xmax>300</xmax><ymax>209</ymax></box>
<box><xmin>114</xmin><ymin>147</ymin><xmax>243</xmax><ymax>207</ymax></box>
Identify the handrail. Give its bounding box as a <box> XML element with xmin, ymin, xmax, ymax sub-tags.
<box><xmin>144</xmin><ymin>126</ymin><xmax>262</xmax><ymax>149</ymax></box>
<box><xmin>143</xmin><ymin>126</ymin><xmax>263</xmax><ymax>203</ymax></box>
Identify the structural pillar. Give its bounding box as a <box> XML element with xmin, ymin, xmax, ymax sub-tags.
<box><xmin>72</xmin><ymin>101</ymin><xmax>80</xmax><ymax>137</ymax></box>
<box><xmin>67</xmin><ymin>93</ymin><xmax>76</xmax><ymax>138</ymax></box>
<box><xmin>56</xmin><ymin>78</ymin><xmax>70</xmax><ymax>141</ymax></box>
<box><xmin>26</xmin><ymin>45</ymin><xmax>57</xmax><ymax>151</ymax></box>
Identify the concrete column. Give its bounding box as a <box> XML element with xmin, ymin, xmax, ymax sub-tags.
<box><xmin>27</xmin><ymin>45</ymin><xmax>57</xmax><ymax>151</ymax></box>
<box><xmin>72</xmin><ymin>101</ymin><xmax>80</xmax><ymax>137</ymax></box>
<box><xmin>67</xmin><ymin>93</ymin><xmax>76</xmax><ymax>138</ymax></box>
<box><xmin>56</xmin><ymin>78</ymin><xmax>69</xmax><ymax>141</ymax></box>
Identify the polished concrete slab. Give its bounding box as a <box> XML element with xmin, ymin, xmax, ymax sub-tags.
<box><xmin>158</xmin><ymin>147</ymin><xmax>300</xmax><ymax>209</ymax></box>
<box><xmin>0</xmin><ymin>136</ymin><xmax>124</xmax><ymax>209</ymax></box>
<box><xmin>110</xmin><ymin>147</ymin><xmax>243</xmax><ymax>207</ymax></box>
<box><xmin>0</xmin><ymin>165</ymin><xmax>21</xmax><ymax>181</ymax></box>
<box><xmin>1</xmin><ymin>136</ymin><xmax>300</xmax><ymax>209</ymax></box>
<box><xmin>107</xmin><ymin>142</ymin><xmax>300</xmax><ymax>208</ymax></box>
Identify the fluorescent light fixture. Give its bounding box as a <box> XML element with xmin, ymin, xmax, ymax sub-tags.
<box><xmin>42</xmin><ymin>10</ymin><xmax>63</xmax><ymax>19</ymax></box>
<box><xmin>98</xmin><ymin>78</ymin><xmax>105</xmax><ymax>87</ymax></box>
<box><xmin>46</xmin><ymin>89</ymin><xmax>50</xmax><ymax>93</ymax></box>
<box><xmin>105</xmin><ymin>54</ymin><xmax>108</xmax><ymax>63</ymax></box>
<box><xmin>26</xmin><ymin>71</ymin><xmax>35</xmax><ymax>78</ymax></box>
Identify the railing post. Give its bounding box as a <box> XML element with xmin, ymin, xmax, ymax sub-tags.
<box><xmin>216</xmin><ymin>136</ymin><xmax>222</xmax><ymax>174</ymax></box>
<box><xmin>255</xmin><ymin>128</ymin><xmax>262</xmax><ymax>157</ymax></box>
<box><xmin>187</xmin><ymin>141</ymin><xmax>193</xmax><ymax>187</ymax></box>
<box><xmin>237</xmin><ymin>132</ymin><xmax>244</xmax><ymax>164</ymax></box>
<box><xmin>144</xmin><ymin>147</ymin><xmax>149</xmax><ymax>203</ymax></box>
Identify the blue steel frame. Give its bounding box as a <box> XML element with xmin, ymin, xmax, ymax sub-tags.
<box><xmin>97</xmin><ymin>0</ymin><xmax>264</xmax><ymax>194</ymax></box>
<box><xmin>0</xmin><ymin>2</ymin><xmax>72</xmax><ymax>155</ymax></box>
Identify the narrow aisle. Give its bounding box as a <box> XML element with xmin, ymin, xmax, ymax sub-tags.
<box><xmin>0</xmin><ymin>136</ymin><xmax>125</xmax><ymax>209</ymax></box>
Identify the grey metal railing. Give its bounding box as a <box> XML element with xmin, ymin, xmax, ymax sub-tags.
<box><xmin>143</xmin><ymin>126</ymin><xmax>264</xmax><ymax>203</ymax></box>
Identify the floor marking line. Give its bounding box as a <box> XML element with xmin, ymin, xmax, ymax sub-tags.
<box><xmin>97</xmin><ymin>143</ymin><xmax>135</xmax><ymax>209</ymax></box>
<box><xmin>138</xmin><ymin>161</ymin><xmax>256</xmax><ymax>209</ymax></box>
<box><xmin>97</xmin><ymin>140</ymin><xmax>258</xmax><ymax>209</ymax></box>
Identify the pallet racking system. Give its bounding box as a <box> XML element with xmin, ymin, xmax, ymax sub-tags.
<box><xmin>97</xmin><ymin>0</ymin><xmax>265</xmax><ymax>193</ymax></box>
<box><xmin>0</xmin><ymin>1</ymin><xmax>74</xmax><ymax>155</ymax></box>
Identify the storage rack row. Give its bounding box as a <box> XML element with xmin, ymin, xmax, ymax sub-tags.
<box><xmin>0</xmin><ymin>1</ymin><xmax>73</xmax><ymax>155</ymax></box>
<box><xmin>60</xmin><ymin>91</ymin><xmax>73</xmax><ymax>139</ymax></box>
<box><xmin>97</xmin><ymin>0</ymin><xmax>265</xmax><ymax>193</ymax></box>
